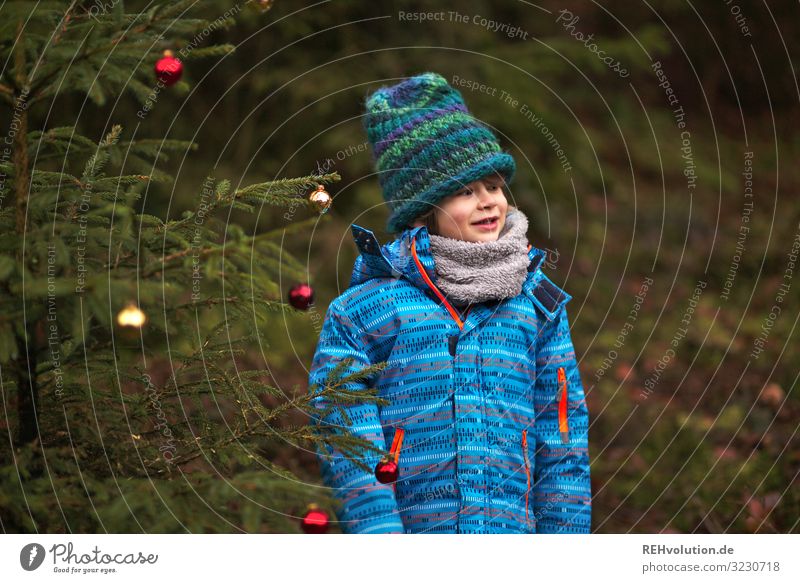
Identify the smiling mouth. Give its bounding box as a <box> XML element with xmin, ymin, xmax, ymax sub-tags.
<box><xmin>471</xmin><ymin>216</ymin><xmax>499</xmax><ymax>226</ymax></box>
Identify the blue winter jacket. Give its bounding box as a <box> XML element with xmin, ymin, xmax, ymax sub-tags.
<box><xmin>308</xmin><ymin>223</ymin><xmax>591</xmax><ymax>534</ymax></box>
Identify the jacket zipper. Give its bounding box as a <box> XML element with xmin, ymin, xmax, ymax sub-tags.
<box><xmin>411</xmin><ymin>235</ymin><xmax>476</xmax><ymax>528</ymax></box>
<box><xmin>557</xmin><ymin>367</ymin><xmax>570</xmax><ymax>444</ymax></box>
<box><xmin>522</xmin><ymin>428</ymin><xmax>531</xmax><ymax>528</ymax></box>
<box><xmin>411</xmin><ymin>238</ymin><xmax>472</xmax><ymax>329</ymax></box>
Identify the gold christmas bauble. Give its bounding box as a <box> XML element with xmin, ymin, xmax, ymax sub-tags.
<box><xmin>117</xmin><ymin>304</ymin><xmax>147</xmax><ymax>328</ymax></box>
<box><xmin>308</xmin><ymin>184</ymin><xmax>332</xmax><ymax>214</ymax></box>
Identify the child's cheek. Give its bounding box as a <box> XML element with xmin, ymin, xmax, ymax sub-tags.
<box><xmin>453</xmin><ymin>201</ymin><xmax>476</xmax><ymax>228</ymax></box>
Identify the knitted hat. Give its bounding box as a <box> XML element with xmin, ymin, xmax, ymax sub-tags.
<box><xmin>363</xmin><ymin>72</ymin><xmax>516</xmax><ymax>234</ymax></box>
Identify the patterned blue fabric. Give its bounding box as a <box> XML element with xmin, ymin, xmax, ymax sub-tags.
<box><xmin>308</xmin><ymin>223</ymin><xmax>591</xmax><ymax>534</ymax></box>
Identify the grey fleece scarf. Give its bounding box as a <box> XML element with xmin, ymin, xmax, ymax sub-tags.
<box><xmin>427</xmin><ymin>207</ymin><xmax>530</xmax><ymax>307</ymax></box>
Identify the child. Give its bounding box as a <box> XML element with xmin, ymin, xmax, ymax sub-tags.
<box><xmin>308</xmin><ymin>72</ymin><xmax>591</xmax><ymax>534</ymax></box>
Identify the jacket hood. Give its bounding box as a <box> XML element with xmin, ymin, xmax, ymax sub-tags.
<box><xmin>348</xmin><ymin>223</ymin><xmax>571</xmax><ymax>321</ymax></box>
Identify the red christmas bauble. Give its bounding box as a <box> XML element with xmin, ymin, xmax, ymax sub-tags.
<box><xmin>375</xmin><ymin>458</ymin><xmax>399</xmax><ymax>484</ymax></box>
<box><xmin>288</xmin><ymin>283</ymin><xmax>314</xmax><ymax>310</ymax></box>
<box><xmin>301</xmin><ymin>504</ymin><xmax>329</xmax><ymax>534</ymax></box>
<box><xmin>154</xmin><ymin>50</ymin><xmax>183</xmax><ymax>86</ymax></box>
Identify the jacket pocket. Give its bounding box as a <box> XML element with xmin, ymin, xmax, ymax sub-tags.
<box><xmin>522</xmin><ymin>428</ymin><xmax>531</xmax><ymax>529</ymax></box>
<box><xmin>557</xmin><ymin>367</ymin><xmax>570</xmax><ymax>444</ymax></box>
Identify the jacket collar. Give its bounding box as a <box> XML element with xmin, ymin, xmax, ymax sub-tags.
<box><xmin>349</xmin><ymin>223</ymin><xmax>566</xmax><ymax>324</ymax></box>
<box><xmin>350</xmin><ymin>223</ymin><xmax>546</xmax><ymax>285</ymax></box>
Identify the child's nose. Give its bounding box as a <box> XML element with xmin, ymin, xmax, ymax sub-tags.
<box><xmin>474</xmin><ymin>185</ymin><xmax>496</xmax><ymax>206</ymax></box>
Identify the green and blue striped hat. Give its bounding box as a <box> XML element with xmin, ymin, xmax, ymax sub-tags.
<box><xmin>363</xmin><ymin>72</ymin><xmax>516</xmax><ymax>234</ymax></box>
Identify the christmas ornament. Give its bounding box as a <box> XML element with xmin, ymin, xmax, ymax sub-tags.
<box><xmin>154</xmin><ymin>50</ymin><xmax>183</xmax><ymax>86</ymax></box>
<box><xmin>375</xmin><ymin>458</ymin><xmax>398</xmax><ymax>484</ymax></box>
<box><xmin>117</xmin><ymin>304</ymin><xmax>147</xmax><ymax>328</ymax></box>
<box><xmin>288</xmin><ymin>283</ymin><xmax>314</xmax><ymax>310</ymax></box>
<box><xmin>301</xmin><ymin>503</ymin><xmax>329</xmax><ymax>534</ymax></box>
<box><xmin>308</xmin><ymin>184</ymin><xmax>332</xmax><ymax>214</ymax></box>
<box><xmin>246</xmin><ymin>0</ymin><xmax>274</xmax><ymax>15</ymax></box>
<box><xmin>375</xmin><ymin>427</ymin><xmax>405</xmax><ymax>484</ymax></box>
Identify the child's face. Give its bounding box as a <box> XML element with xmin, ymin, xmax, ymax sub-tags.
<box><xmin>415</xmin><ymin>174</ymin><xmax>508</xmax><ymax>242</ymax></box>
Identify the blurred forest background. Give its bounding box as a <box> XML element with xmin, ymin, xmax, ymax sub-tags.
<box><xmin>2</xmin><ymin>0</ymin><xmax>798</xmax><ymax>533</ymax></box>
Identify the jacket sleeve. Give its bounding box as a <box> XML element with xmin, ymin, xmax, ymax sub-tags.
<box><xmin>532</xmin><ymin>304</ymin><xmax>592</xmax><ymax>533</ymax></box>
<box><xmin>307</xmin><ymin>297</ymin><xmax>405</xmax><ymax>534</ymax></box>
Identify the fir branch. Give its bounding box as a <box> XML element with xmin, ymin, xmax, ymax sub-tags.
<box><xmin>232</xmin><ymin>172</ymin><xmax>341</xmax><ymax>199</ymax></box>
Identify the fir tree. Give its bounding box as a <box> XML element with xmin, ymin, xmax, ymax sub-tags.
<box><xmin>0</xmin><ymin>0</ymin><xmax>387</xmax><ymax>533</ymax></box>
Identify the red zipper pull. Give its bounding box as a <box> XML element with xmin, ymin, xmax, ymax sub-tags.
<box><xmin>389</xmin><ymin>427</ymin><xmax>405</xmax><ymax>463</ymax></box>
<box><xmin>557</xmin><ymin>367</ymin><xmax>570</xmax><ymax>444</ymax></box>
<box><xmin>375</xmin><ymin>428</ymin><xmax>405</xmax><ymax>487</ymax></box>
